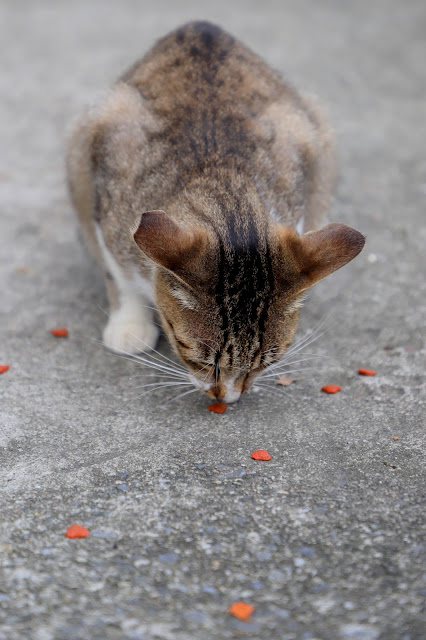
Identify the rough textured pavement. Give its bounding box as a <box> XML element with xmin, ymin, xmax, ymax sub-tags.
<box><xmin>1</xmin><ymin>1</ymin><xmax>425</xmax><ymax>639</ymax></box>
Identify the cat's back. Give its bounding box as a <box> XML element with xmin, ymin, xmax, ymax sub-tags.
<box><xmin>67</xmin><ymin>21</ymin><xmax>335</xmax><ymax>256</ymax></box>
<box><xmin>121</xmin><ymin>21</ymin><xmax>289</xmax><ymax>117</ymax></box>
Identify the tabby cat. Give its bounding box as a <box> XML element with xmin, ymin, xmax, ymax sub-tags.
<box><xmin>66</xmin><ymin>21</ymin><xmax>364</xmax><ymax>403</ymax></box>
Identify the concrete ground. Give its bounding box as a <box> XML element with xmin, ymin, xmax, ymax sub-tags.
<box><xmin>0</xmin><ymin>1</ymin><xmax>425</xmax><ymax>638</ymax></box>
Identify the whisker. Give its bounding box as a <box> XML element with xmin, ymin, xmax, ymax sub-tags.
<box><xmin>117</xmin><ymin>348</ymin><xmax>188</xmax><ymax>376</ymax></box>
<box><xmin>94</xmin><ymin>304</ymin><xmax>185</xmax><ymax>371</ymax></box>
<box><xmin>128</xmin><ymin>372</ymin><xmax>189</xmax><ymax>381</ymax></box>
<box><xmin>287</xmin><ymin>318</ymin><xmax>328</xmax><ymax>351</ymax></box>
<box><xmin>286</xmin><ymin>314</ymin><xmax>337</xmax><ymax>356</ymax></box>
<box><xmin>193</xmin><ymin>337</ymin><xmax>219</xmax><ymax>352</ymax></box>
<box><xmin>252</xmin><ymin>384</ymin><xmax>286</xmax><ymax>398</ymax></box>
<box><xmin>284</xmin><ymin>331</ymin><xmax>327</xmax><ymax>358</ymax></box>
<box><xmin>258</xmin><ymin>314</ymin><xmax>336</xmax><ymax>381</ymax></box>
<box><xmin>128</xmin><ymin>375</ymin><xmax>192</xmax><ymax>389</ymax></box>
<box><xmin>167</xmin><ymin>387</ymin><xmax>201</xmax><ymax>404</ymax></box>
<box><xmin>119</xmin><ymin>334</ymin><xmax>187</xmax><ymax>372</ymax></box>
<box><xmin>96</xmin><ymin>302</ymin><xmax>162</xmax><ymax>329</ymax></box>
<box><xmin>264</xmin><ymin>355</ymin><xmax>316</xmax><ymax>372</ymax></box>
<box><xmin>100</xmin><ymin>347</ymin><xmax>190</xmax><ymax>378</ymax></box>
<box><xmin>124</xmin><ymin>331</ymin><xmax>188</xmax><ymax>372</ymax></box>
<box><xmin>259</xmin><ymin>355</ymin><xmax>316</xmax><ymax>379</ymax></box>
<box><xmin>260</xmin><ymin>366</ymin><xmax>315</xmax><ymax>380</ymax></box>
<box><xmin>131</xmin><ymin>382</ymin><xmax>193</xmax><ymax>401</ymax></box>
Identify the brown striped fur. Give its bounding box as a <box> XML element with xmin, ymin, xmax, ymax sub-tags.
<box><xmin>67</xmin><ymin>22</ymin><xmax>365</xmax><ymax>402</ymax></box>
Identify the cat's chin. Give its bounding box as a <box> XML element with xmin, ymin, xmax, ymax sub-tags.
<box><xmin>221</xmin><ymin>389</ymin><xmax>242</xmax><ymax>404</ymax></box>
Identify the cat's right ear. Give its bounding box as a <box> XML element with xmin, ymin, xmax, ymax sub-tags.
<box><xmin>133</xmin><ymin>210</ymin><xmax>208</xmax><ymax>284</ymax></box>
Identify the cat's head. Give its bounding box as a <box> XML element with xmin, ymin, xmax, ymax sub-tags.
<box><xmin>134</xmin><ymin>210</ymin><xmax>364</xmax><ymax>402</ymax></box>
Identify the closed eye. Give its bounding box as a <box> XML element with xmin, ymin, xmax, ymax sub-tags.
<box><xmin>185</xmin><ymin>357</ymin><xmax>213</xmax><ymax>368</ymax></box>
<box><xmin>175</xmin><ymin>336</ymin><xmax>191</xmax><ymax>350</ymax></box>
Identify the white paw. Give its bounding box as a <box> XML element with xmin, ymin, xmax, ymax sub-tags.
<box><xmin>102</xmin><ymin>303</ymin><xmax>159</xmax><ymax>354</ymax></box>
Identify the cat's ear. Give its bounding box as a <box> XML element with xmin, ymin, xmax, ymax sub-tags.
<box><xmin>133</xmin><ymin>210</ymin><xmax>208</xmax><ymax>284</ymax></box>
<box><xmin>278</xmin><ymin>223</ymin><xmax>365</xmax><ymax>292</ymax></box>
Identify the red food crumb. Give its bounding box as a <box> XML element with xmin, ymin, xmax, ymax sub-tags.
<box><xmin>0</xmin><ymin>365</ymin><xmax>10</xmax><ymax>374</ymax></box>
<box><xmin>358</xmin><ymin>368</ymin><xmax>376</xmax><ymax>376</ymax></box>
<box><xmin>251</xmin><ymin>449</ymin><xmax>271</xmax><ymax>461</ymax></box>
<box><xmin>229</xmin><ymin>601</ymin><xmax>254</xmax><ymax>621</ymax></box>
<box><xmin>207</xmin><ymin>402</ymin><xmax>227</xmax><ymax>414</ymax></box>
<box><xmin>321</xmin><ymin>384</ymin><xmax>341</xmax><ymax>394</ymax></box>
<box><xmin>65</xmin><ymin>524</ymin><xmax>89</xmax><ymax>539</ymax></box>
<box><xmin>51</xmin><ymin>327</ymin><xmax>68</xmax><ymax>337</ymax></box>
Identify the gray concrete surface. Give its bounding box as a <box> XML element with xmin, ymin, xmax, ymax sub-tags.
<box><xmin>1</xmin><ymin>1</ymin><xmax>425</xmax><ymax>639</ymax></box>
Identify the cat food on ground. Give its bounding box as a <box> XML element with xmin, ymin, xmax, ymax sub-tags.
<box><xmin>228</xmin><ymin>601</ymin><xmax>255</xmax><ymax>620</ymax></box>
<box><xmin>65</xmin><ymin>524</ymin><xmax>89</xmax><ymax>538</ymax></box>
<box><xmin>393</xmin><ymin>436</ymin><xmax>399</xmax><ymax>441</ymax></box>
<box><xmin>207</xmin><ymin>402</ymin><xmax>227</xmax><ymax>414</ymax></box>
<box><xmin>50</xmin><ymin>327</ymin><xmax>68</xmax><ymax>337</ymax></box>
<box><xmin>321</xmin><ymin>384</ymin><xmax>341</xmax><ymax>394</ymax></box>
<box><xmin>0</xmin><ymin>365</ymin><xmax>10</xmax><ymax>374</ymax></box>
<box><xmin>358</xmin><ymin>368</ymin><xmax>376</xmax><ymax>376</ymax></box>
<box><xmin>251</xmin><ymin>449</ymin><xmax>271</xmax><ymax>461</ymax></box>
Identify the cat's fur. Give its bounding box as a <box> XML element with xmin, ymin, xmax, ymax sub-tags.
<box><xmin>67</xmin><ymin>21</ymin><xmax>365</xmax><ymax>403</ymax></box>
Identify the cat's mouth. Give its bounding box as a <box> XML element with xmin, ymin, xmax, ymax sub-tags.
<box><xmin>206</xmin><ymin>387</ymin><xmax>242</xmax><ymax>404</ymax></box>
<box><xmin>193</xmin><ymin>376</ymin><xmax>245</xmax><ymax>404</ymax></box>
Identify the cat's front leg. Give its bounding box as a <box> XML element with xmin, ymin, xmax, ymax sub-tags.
<box><xmin>102</xmin><ymin>292</ymin><xmax>159</xmax><ymax>354</ymax></box>
<box><xmin>95</xmin><ymin>224</ymin><xmax>159</xmax><ymax>354</ymax></box>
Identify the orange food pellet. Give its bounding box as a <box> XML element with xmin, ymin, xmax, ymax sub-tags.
<box><xmin>251</xmin><ymin>449</ymin><xmax>271</xmax><ymax>461</ymax></box>
<box><xmin>65</xmin><ymin>524</ymin><xmax>89</xmax><ymax>539</ymax></box>
<box><xmin>51</xmin><ymin>327</ymin><xmax>68</xmax><ymax>337</ymax></box>
<box><xmin>393</xmin><ymin>436</ymin><xmax>399</xmax><ymax>441</ymax></box>
<box><xmin>207</xmin><ymin>402</ymin><xmax>227</xmax><ymax>414</ymax></box>
<box><xmin>229</xmin><ymin>601</ymin><xmax>254</xmax><ymax>621</ymax></box>
<box><xmin>358</xmin><ymin>368</ymin><xmax>376</xmax><ymax>376</ymax></box>
<box><xmin>321</xmin><ymin>384</ymin><xmax>341</xmax><ymax>394</ymax></box>
<box><xmin>0</xmin><ymin>365</ymin><xmax>10</xmax><ymax>374</ymax></box>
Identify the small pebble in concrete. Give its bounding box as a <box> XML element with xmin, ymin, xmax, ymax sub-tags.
<box><xmin>297</xmin><ymin>546</ymin><xmax>316</xmax><ymax>558</ymax></box>
<box><xmin>115</xmin><ymin>483</ymin><xmax>130</xmax><ymax>492</ymax></box>
<box><xmin>91</xmin><ymin>530</ymin><xmax>117</xmax><ymax>538</ymax></box>
<box><xmin>157</xmin><ymin>551</ymin><xmax>179</xmax><ymax>564</ymax></box>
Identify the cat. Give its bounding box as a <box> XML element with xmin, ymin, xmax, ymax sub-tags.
<box><xmin>66</xmin><ymin>21</ymin><xmax>365</xmax><ymax>404</ymax></box>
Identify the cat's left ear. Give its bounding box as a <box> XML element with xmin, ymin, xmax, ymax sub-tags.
<box><xmin>278</xmin><ymin>223</ymin><xmax>365</xmax><ymax>292</ymax></box>
<box><xmin>133</xmin><ymin>210</ymin><xmax>209</xmax><ymax>284</ymax></box>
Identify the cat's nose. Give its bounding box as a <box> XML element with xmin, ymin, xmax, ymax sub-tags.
<box><xmin>213</xmin><ymin>382</ymin><xmax>242</xmax><ymax>404</ymax></box>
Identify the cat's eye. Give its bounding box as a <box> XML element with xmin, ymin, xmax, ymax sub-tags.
<box><xmin>186</xmin><ymin>357</ymin><xmax>213</xmax><ymax>368</ymax></box>
<box><xmin>175</xmin><ymin>337</ymin><xmax>191</xmax><ymax>350</ymax></box>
